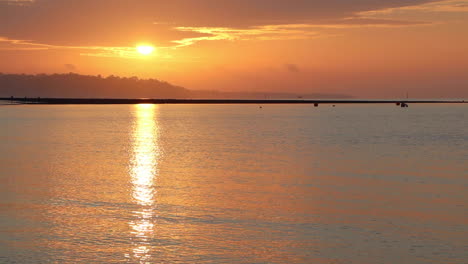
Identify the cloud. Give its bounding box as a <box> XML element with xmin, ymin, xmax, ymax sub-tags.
<box><xmin>0</xmin><ymin>36</ymin><xmax>51</xmax><ymax>50</ymax></box>
<box><xmin>0</xmin><ymin>0</ymin><xmax>462</xmax><ymax>52</ymax></box>
<box><xmin>1</xmin><ymin>1</ymin><xmax>440</xmax><ymax>25</ymax></box>
<box><xmin>285</xmin><ymin>64</ymin><xmax>300</xmax><ymax>73</ymax></box>
<box><xmin>172</xmin><ymin>25</ymin><xmax>323</xmax><ymax>47</ymax></box>
<box><xmin>0</xmin><ymin>36</ymin><xmax>165</xmax><ymax>58</ymax></box>
<box><xmin>0</xmin><ymin>0</ymin><xmax>34</xmax><ymax>5</ymax></box>
<box><xmin>360</xmin><ymin>0</ymin><xmax>468</xmax><ymax>15</ymax></box>
<box><xmin>64</xmin><ymin>64</ymin><xmax>76</xmax><ymax>71</ymax></box>
<box><xmin>171</xmin><ymin>18</ymin><xmax>429</xmax><ymax>47</ymax></box>
<box><xmin>0</xmin><ymin>16</ymin><xmax>433</xmax><ymax>54</ymax></box>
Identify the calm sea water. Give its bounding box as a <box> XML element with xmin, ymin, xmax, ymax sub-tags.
<box><xmin>0</xmin><ymin>104</ymin><xmax>466</xmax><ymax>264</ymax></box>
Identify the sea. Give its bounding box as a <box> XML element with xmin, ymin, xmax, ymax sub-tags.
<box><xmin>0</xmin><ymin>104</ymin><xmax>466</xmax><ymax>263</ymax></box>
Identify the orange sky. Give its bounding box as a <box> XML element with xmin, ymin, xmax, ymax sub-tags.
<box><xmin>1</xmin><ymin>0</ymin><xmax>467</xmax><ymax>98</ymax></box>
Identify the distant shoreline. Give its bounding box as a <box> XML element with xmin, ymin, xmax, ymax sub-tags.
<box><xmin>0</xmin><ymin>73</ymin><xmax>353</xmax><ymax>100</ymax></box>
<box><xmin>0</xmin><ymin>98</ymin><xmax>466</xmax><ymax>105</ymax></box>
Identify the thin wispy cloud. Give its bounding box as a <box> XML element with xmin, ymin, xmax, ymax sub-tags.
<box><xmin>167</xmin><ymin>0</ymin><xmax>442</xmax><ymax>48</ymax></box>
<box><xmin>0</xmin><ymin>37</ymin><xmax>162</xmax><ymax>58</ymax></box>
<box><xmin>172</xmin><ymin>25</ymin><xmax>321</xmax><ymax>47</ymax></box>
<box><xmin>171</xmin><ymin>18</ymin><xmax>430</xmax><ymax>48</ymax></box>
<box><xmin>0</xmin><ymin>0</ymin><xmax>34</xmax><ymax>5</ymax></box>
<box><xmin>360</xmin><ymin>0</ymin><xmax>468</xmax><ymax>16</ymax></box>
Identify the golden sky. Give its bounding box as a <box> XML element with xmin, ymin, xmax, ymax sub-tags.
<box><xmin>1</xmin><ymin>0</ymin><xmax>467</xmax><ymax>97</ymax></box>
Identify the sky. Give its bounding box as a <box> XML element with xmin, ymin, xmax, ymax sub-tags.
<box><xmin>0</xmin><ymin>0</ymin><xmax>467</xmax><ymax>98</ymax></box>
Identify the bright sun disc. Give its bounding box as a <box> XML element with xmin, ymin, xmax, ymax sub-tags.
<box><xmin>136</xmin><ymin>45</ymin><xmax>155</xmax><ymax>55</ymax></box>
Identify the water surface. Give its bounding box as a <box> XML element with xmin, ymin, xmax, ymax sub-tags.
<box><xmin>0</xmin><ymin>104</ymin><xmax>467</xmax><ymax>263</ymax></box>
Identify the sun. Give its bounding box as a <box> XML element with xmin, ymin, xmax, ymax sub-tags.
<box><xmin>136</xmin><ymin>45</ymin><xmax>155</xmax><ymax>55</ymax></box>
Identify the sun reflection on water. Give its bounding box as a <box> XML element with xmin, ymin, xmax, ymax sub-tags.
<box><xmin>128</xmin><ymin>104</ymin><xmax>160</xmax><ymax>263</ymax></box>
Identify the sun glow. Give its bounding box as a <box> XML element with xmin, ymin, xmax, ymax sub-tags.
<box><xmin>136</xmin><ymin>45</ymin><xmax>155</xmax><ymax>55</ymax></box>
<box><xmin>128</xmin><ymin>104</ymin><xmax>160</xmax><ymax>262</ymax></box>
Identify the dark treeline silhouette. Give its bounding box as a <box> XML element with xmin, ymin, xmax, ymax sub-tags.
<box><xmin>0</xmin><ymin>73</ymin><xmax>188</xmax><ymax>98</ymax></box>
<box><xmin>0</xmin><ymin>73</ymin><xmax>352</xmax><ymax>99</ymax></box>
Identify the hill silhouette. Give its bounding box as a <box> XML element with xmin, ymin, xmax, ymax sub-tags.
<box><xmin>0</xmin><ymin>73</ymin><xmax>188</xmax><ymax>98</ymax></box>
<box><xmin>0</xmin><ymin>73</ymin><xmax>352</xmax><ymax>99</ymax></box>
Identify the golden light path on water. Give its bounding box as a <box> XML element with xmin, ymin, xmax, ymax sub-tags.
<box><xmin>128</xmin><ymin>104</ymin><xmax>160</xmax><ymax>263</ymax></box>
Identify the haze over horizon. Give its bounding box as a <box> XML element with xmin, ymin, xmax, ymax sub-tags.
<box><xmin>0</xmin><ymin>72</ymin><xmax>354</xmax><ymax>99</ymax></box>
<box><xmin>1</xmin><ymin>0</ymin><xmax>468</xmax><ymax>98</ymax></box>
